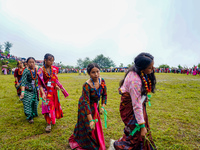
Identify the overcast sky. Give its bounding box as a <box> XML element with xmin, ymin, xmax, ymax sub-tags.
<box><xmin>0</xmin><ymin>0</ymin><xmax>199</xmax><ymax>68</ymax></box>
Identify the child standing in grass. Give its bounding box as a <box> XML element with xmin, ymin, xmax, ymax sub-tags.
<box><xmin>14</xmin><ymin>61</ymin><xmax>25</xmax><ymax>97</ymax></box>
<box><xmin>69</xmin><ymin>63</ymin><xmax>107</xmax><ymax>150</ymax></box>
<box><xmin>20</xmin><ymin>57</ymin><xmax>39</xmax><ymax>123</ymax></box>
<box><xmin>38</xmin><ymin>53</ymin><xmax>68</xmax><ymax>133</ymax></box>
<box><xmin>109</xmin><ymin>53</ymin><xmax>157</xmax><ymax>150</ymax></box>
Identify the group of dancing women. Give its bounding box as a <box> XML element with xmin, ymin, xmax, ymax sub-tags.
<box><xmin>14</xmin><ymin>52</ymin><xmax>157</xmax><ymax>150</ymax></box>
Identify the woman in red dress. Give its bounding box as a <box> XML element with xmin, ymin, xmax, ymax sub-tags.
<box><xmin>38</xmin><ymin>53</ymin><xmax>68</xmax><ymax>133</ymax></box>
<box><xmin>14</xmin><ymin>61</ymin><xmax>25</xmax><ymax>96</ymax></box>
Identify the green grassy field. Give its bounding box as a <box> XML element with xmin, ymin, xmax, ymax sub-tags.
<box><xmin>0</xmin><ymin>73</ymin><xmax>200</xmax><ymax>150</ymax></box>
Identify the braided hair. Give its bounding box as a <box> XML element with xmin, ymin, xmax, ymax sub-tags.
<box><xmin>119</xmin><ymin>52</ymin><xmax>156</xmax><ymax>95</ymax></box>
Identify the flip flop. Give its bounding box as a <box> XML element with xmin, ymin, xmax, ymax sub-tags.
<box><xmin>28</xmin><ymin>119</ymin><xmax>34</xmax><ymax>124</ymax></box>
<box><xmin>45</xmin><ymin>125</ymin><xmax>51</xmax><ymax>133</ymax></box>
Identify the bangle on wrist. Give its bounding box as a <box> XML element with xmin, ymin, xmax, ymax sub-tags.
<box><xmin>101</xmin><ymin>106</ymin><xmax>105</xmax><ymax>110</ymax></box>
<box><xmin>89</xmin><ymin>119</ymin><xmax>95</xmax><ymax>123</ymax></box>
<box><xmin>139</xmin><ymin>124</ymin><xmax>145</xmax><ymax>128</ymax></box>
<box><xmin>21</xmin><ymin>91</ymin><xmax>25</xmax><ymax>93</ymax></box>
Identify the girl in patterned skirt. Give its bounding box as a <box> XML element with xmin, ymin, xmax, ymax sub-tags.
<box><xmin>109</xmin><ymin>53</ymin><xmax>157</xmax><ymax>150</ymax></box>
<box><xmin>69</xmin><ymin>63</ymin><xmax>107</xmax><ymax>150</ymax></box>
<box><xmin>20</xmin><ymin>57</ymin><xmax>39</xmax><ymax>123</ymax></box>
<box><xmin>38</xmin><ymin>53</ymin><xmax>68</xmax><ymax>133</ymax></box>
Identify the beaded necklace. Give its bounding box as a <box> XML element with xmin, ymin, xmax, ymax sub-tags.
<box><xmin>29</xmin><ymin>68</ymin><xmax>37</xmax><ymax>80</ymax></box>
<box><xmin>141</xmin><ymin>74</ymin><xmax>152</xmax><ymax>93</ymax></box>
<box><xmin>18</xmin><ymin>68</ymin><xmax>25</xmax><ymax>75</ymax></box>
<box><xmin>43</xmin><ymin>65</ymin><xmax>53</xmax><ymax>78</ymax></box>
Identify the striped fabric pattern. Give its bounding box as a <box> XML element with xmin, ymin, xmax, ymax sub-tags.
<box><xmin>71</xmin><ymin>78</ymin><xmax>107</xmax><ymax>150</ymax></box>
<box><xmin>114</xmin><ymin>92</ymin><xmax>156</xmax><ymax>150</ymax></box>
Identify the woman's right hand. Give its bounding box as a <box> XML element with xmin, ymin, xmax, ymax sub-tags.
<box><xmin>89</xmin><ymin>121</ymin><xmax>95</xmax><ymax>130</ymax></box>
<box><xmin>141</xmin><ymin>127</ymin><xmax>147</xmax><ymax>139</ymax></box>
<box><xmin>100</xmin><ymin>107</ymin><xmax>104</xmax><ymax>115</ymax></box>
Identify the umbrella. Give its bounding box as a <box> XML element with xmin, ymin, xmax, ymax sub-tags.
<box><xmin>2</xmin><ymin>65</ymin><xmax>8</xmax><ymax>67</ymax></box>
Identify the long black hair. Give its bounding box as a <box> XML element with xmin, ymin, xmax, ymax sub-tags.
<box><xmin>43</xmin><ymin>53</ymin><xmax>54</xmax><ymax>65</ymax></box>
<box><xmin>26</xmin><ymin>57</ymin><xmax>36</xmax><ymax>63</ymax></box>
<box><xmin>87</xmin><ymin>63</ymin><xmax>100</xmax><ymax>74</ymax></box>
<box><xmin>120</xmin><ymin>52</ymin><xmax>156</xmax><ymax>95</ymax></box>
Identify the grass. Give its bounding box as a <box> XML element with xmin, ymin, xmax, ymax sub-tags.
<box><xmin>0</xmin><ymin>73</ymin><xmax>200</xmax><ymax>150</ymax></box>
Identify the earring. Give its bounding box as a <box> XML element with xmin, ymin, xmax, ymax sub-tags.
<box><xmin>141</xmin><ymin>71</ymin><xmax>144</xmax><ymax>76</ymax></box>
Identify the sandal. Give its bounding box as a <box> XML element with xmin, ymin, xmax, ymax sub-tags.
<box><xmin>45</xmin><ymin>124</ymin><xmax>51</xmax><ymax>133</ymax></box>
<box><xmin>28</xmin><ymin>119</ymin><xmax>34</xmax><ymax>124</ymax></box>
<box><xmin>108</xmin><ymin>139</ymin><xmax>116</xmax><ymax>150</ymax></box>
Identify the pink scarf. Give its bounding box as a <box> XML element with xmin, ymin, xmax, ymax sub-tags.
<box><xmin>92</xmin><ymin>103</ymin><xmax>106</xmax><ymax>150</ymax></box>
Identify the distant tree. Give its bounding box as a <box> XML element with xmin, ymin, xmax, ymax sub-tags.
<box><xmin>4</xmin><ymin>41</ymin><xmax>13</xmax><ymax>54</ymax></box>
<box><xmin>60</xmin><ymin>64</ymin><xmax>66</xmax><ymax>69</ymax></box>
<box><xmin>127</xmin><ymin>64</ymin><xmax>132</xmax><ymax>68</ymax></box>
<box><xmin>178</xmin><ymin>64</ymin><xmax>183</xmax><ymax>69</ymax></box>
<box><xmin>77</xmin><ymin>58</ymin><xmax>83</xmax><ymax>68</ymax></box>
<box><xmin>76</xmin><ymin>54</ymin><xmax>115</xmax><ymax>69</ymax></box>
<box><xmin>82</xmin><ymin>57</ymin><xmax>92</xmax><ymax>68</ymax></box>
<box><xmin>159</xmin><ymin>64</ymin><xmax>170</xmax><ymax>69</ymax></box>
<box><xmin>75</xmin><ymin>66</ymin><xmax>80</xmax><ymax>69</ymax></box>
<box><xmin>76</xmin><ymin>57</ymin><xmax>92</xmax><ymax>68</ymax></box>
<box><xmin>66</xmin><ymin>65</ymin><xmax>74</xmax><ymax>69</ymax></box>
<box><xmin>93</xmin><ymin>54</ymin><xmax>115</xmax><ymax>68</ymax></box>
<box><xmin>119</xmin><ymin>63</ymin><xmax>123</xmax><ymax>67</ymax></box>
<box><xmin>0</xmin><ymin>44</ymin><xmax>3</xmax><ymax>51</ymax></box>
<box><xmin>127</xmin><ymin>62</ymin><xmax>134</xmax><ymax>68</ymax></box>
<box><xmin>198</xmin><ymin>63</ymin><xmax>200</xmax><ymax>68</ymax></box>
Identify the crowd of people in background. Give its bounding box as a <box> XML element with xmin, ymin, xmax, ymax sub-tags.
<box><xmin>2</xmin><ymin>65</ymin><xmax>200</xmax><ymax>76</ymax></box>
<box><xmin>155</xmin><ymin>67</ymin><xmax>200</xmax><ymax>75</ymax></box>
<box><xmin>0</xmin><ymin>50</ymin><xmax>25</xmax><ymax>61</ymax></box>
<box><xmin>56</xmin><ymin>67</ymin><xmax>200</xmax><ymax>76</ymax></box>
<box><xmin>60</xmin><ymin>67</ymin><xmax>128</xmax><ymax>74</ymax></box>
<box><xmin>1</xmin><ymin>50</ymin><xmax>200</xmax><ymax>76</ymax></box>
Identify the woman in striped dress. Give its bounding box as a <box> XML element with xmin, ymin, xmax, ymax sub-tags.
<box><xmin>69</xmin><ymin>63</ymin><xmax>107</xmax><ymax>150</ymax></box>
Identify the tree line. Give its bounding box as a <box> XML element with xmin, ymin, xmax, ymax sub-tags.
<box><xmin>76</xmin><ymin>54</ymin><xmax>116</xmax><ymax>69</ymax></box>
